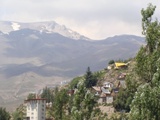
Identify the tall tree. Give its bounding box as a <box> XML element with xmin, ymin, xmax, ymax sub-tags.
<box><xmin>53</xmin><ymin>88</ymin><xmax>69</xmax><ymax>120</ymax></box>
<box><xmin>129</xmin><ymin>4</ymin><xmax>160</xmax><ymax>120</ymax></box>
<box><xmin>136</xmin><ymin>3</ymin><xmax>160</xmax><ymax>82</ymax></box>
<box><xmin>0</xmin><ymin>107</ymin><xmax>10</xmax><ymax>120</ymax></box>
<box><xmin>41</xmin><ymin>87</ymin><xmax>54</xmax><ymax>103</ymax></box>
<box><xmin>84</xmin><ymin>67</ymin><xmax>97</xmax><ymax>88</ymax></box>
<box><xmin>12</xmin><ymin>104</ymin><xmax>25</xmax><ymax>120</ymax></box>
<box><xmin>71</xmin><ymin>80</ymin><xmax>97</xmax><ymax>120</ymax></box>
<box><xmin>129</xmin><ymin>65</ymin><xmax>160</xmax><ymax>120</ymax></box>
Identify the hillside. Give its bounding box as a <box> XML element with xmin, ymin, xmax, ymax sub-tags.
<box><xmin>0</xmin><ymin>21</ymin><xmax>145</xmax><ymax>111</ymax></box>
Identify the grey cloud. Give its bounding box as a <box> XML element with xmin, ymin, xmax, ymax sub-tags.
<box><xmin>0</xmin><ymin>0</ymin><xmax>160</xmax><ymax>39</ymax></box>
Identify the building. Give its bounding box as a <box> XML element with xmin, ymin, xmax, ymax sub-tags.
<box><xmin>92</xmin><ymin>86</ymin><xmax>101</xmax><ymax>96</ymax></box>
<box><xmin>92</xmin><ymin>82</ymin><xmax>114</xmax><ymax>104</ymax></box>
<box><xmin>114</xmin><ymin>62</ymin><xmax>128</xmax><ymax>69</ymax></box>
<box><xmin>117</xmin><ymin>73</ymin><xmax>127</xmax><ymax>80</ymax></box>
<box><xmin>103</xmin><ymin>82</ymin><xmax>113</xmax><ymax>88</ymax></box>
<box><xmin>25</xmin><ymin>98</ymin><xmax>46</xmax><ymax>120</ymax></box>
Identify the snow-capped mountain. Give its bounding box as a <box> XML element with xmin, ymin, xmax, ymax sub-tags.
<box><xmin>0</xmin><ymin>21</ymin><xmax>89</xmax><ymax>40</ymax></box>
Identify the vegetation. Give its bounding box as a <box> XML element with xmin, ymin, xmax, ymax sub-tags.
<box><xmin>70</xmin><ymin>68</ymin><xmax>105</xmax><ymax>89</ymax></box>
<box><xmin>41</xmin><ymin>87</ymin><xmax>54</xmax><ymax>103</ymax></box>
<box><xmin>112</xmin><ymin>3</ymin><xmax>160</xmax><ymax>119</ymax></box>
<box><xmin>113</xmin><ymin>74</ymin><xmax>138</xmax><ymax>112</ymax></box>
<box><xmin>69</xmin><ymin>76</ymin><xmax>84</xmax><ymax>89</ymax></box>
<box><xmin>108</xmin><ymin>60</ymin><xmax>115</xmax><ymax>65</ymax></box>
<box><xmin>71</xmin><ymin>80</ymin><xmax>98</xmax><ymax>120</ymax></box>
<box><xmin>27</xmin><ymin>93</ymin><xmax>36</xmax><ymax>99</ymax></box>
<box><xmin>129</xmin><ymin>3</ymin><xmax>160</xmax><ymax>120</ymax></box>
<box><xmin>0</xmin><ymin>107</ymin><xmax>10</xmax><ymax>120</ymax></box>
<box><xmin>84</xmin><ymin>67</ymin><xmax>98</xmax><ymax>88</ymax></box>
<box><xmin>12</xmin><ymin>105</ymin><xmax>25</xmax><ymax>120</ymax></box>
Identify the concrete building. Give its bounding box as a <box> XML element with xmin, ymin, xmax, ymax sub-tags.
<box><xmin>25</xmin><ymin>98</ymin><xmax>46</xmax><ymax>120</ymax></box>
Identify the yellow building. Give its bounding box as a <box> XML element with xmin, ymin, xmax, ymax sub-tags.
<box><xmin>114</xmin><ymin>62</ymin><xmax>127</xmax><ymax>69</ymax></box>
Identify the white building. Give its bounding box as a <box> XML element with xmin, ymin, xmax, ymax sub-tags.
<box><xmin>25</xmin><ymin>98</ymin><xmax>46</xmax><ymax>120</ymax></box>
<box><xmin>103</xmin><ymin>82</ymin><xmax>113</xmax><ymax>88</ymax></box>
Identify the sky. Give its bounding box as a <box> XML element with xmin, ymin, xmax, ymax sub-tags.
<box><xmin>0</xmin><ymin>0</ymin><xmax>160</xmax><ymax>40</ymax></box>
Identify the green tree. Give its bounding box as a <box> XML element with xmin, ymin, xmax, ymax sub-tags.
<box><xmin>12</xmin><ymin>111</ymin><xmax>23</xmax><ymax>120</ymax></box>
<box><xmin>108</xmin><ymin>60</ymin><xmax>115</xmax><ymax>65</ymax></box>
<box><xmin>27</xmin><ymin>93</ymin><xmax>36</xmax><ymax>99</ymax></box>
<box><xmin>0</xmin><ymin>107</ymin><xmax>10</xmax><ymax>120</ymax></box>
<box><xmin>129</xmin><ymin>4</ymin><xmax>160</xmax><ymax>120</ymax></box>
<box><xmin>12</xmin><ymin>104</ymin><xmax>25</xmax><ymax>120</ymax></box>
<box><xmin>136</xmin><ymin>3</ymin><xmax>160</xmax><ymax>82</ymax></box>
<box><xmin>113</xmin><ymin>74</ymin><xmax>138</xmax><ymax>112</ymax></box>
<box><xmin>84</xmin><ymin>67</ymin><xmax>97</xmax><ymax>88</ymax></box>
<box><xmin>69</xmin><ymin>76</ymin><xmax>83</xmax><ymax>89</ymax></box>
<box><xmin>41</xmin><ymin>87</ymin><xmax>54</xmax><ymax>103</ymax></box>
<box><xmin>129</xmin><ymin>66</ymin><xmax>160</xmax><ymax>120</ymax></box>
<box><xmin>71</xmin><ymin>80</ymin><xmax>97</xmax><ymax>120</ymax></box>
<box><xmin>53</xmin><ymin>88</ymin><xmax>69</xmax><ymax>120</ymax></box>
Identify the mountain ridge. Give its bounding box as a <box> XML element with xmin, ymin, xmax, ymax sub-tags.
<box><xmin>0</xmin><ymin>21</ymin><xmax>145</xmax><ymax>111</ymax></box>
<box><xmin>0</xmin><ymin>21</ymin><xmax>90</xmax><ymax>40</ymax></box>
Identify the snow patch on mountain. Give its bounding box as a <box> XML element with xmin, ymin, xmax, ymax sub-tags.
<box><xmin>38</xmin><ymin>22</ymin><xmax>89</xmax><ymax>40</ymax></box>
<box><xmin>0</xmin><ymin>21</ymin><xmax>90</xmax><ymax>40</ymax></box>
<box><xmin>11</xmin><ymin>22</ymin><xmax>20</xmax><ymax>31</ymax></box>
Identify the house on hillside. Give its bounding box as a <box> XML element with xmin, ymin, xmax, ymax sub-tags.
<box><xmin>116</xmin><ymin>73</ymin><xmax>127</xmax><ymax>89</ymax></box>
<box><xmin>92</xmin><ymin>82</ymin><xmax>114</xmax><ymax>104</ymax></box>
<box><xmin>107</xmin><ymin>64</ymin><xmax>114</xmax><ymax>70</ymax></box>
<box><xmin>92</xmin><ymin>86</ymin><xmax>101</xmax><ymax>96</ymax></box>
<box><xmin>114</xmin><ymin>62</ymin><xmax>128</xmax><ymax>69</ymax></box>
<box><xmin>103</xmin><ymin>82</ymin><xmax>113</xmax><ymax>89</ymax></box>
<box><xmin>107</xmin><ymin>65</ymin><xmax>112</xmax><ymax>70</ymax></box>
<box><xmin>98</xmin><ymin>92</ymin><xmax>113</xmax><ymax>104</ymax></box>
<box><xmin>117</xmin><ymin>73</ymin><xmax>127</xmax><ymax>80</ymax></box>
<box><xmin>101</xmin><ymin>86</ymin><xmax>113</xmax><ymax>104</ymax></box>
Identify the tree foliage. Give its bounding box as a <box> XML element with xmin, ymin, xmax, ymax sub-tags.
<box><xmin>108</xmin><ymin>60</ymin><xmax>115</xmax><ymax>65</ymax></box>
<box><xmin>12</xmin><ymin>111</ymin><xmax>23</xmax><ymax>120</ymax></box>
<box><xmin>0</xmin><ymin>107</ymin><xmax>10</xmax><ymax>120</ymax></box>
<box><xmin>12</xmin><ymin>104</ymin><xmax>25</xmax><ymax>120</ymax></box>
<box><xmin>71</xmin><ymin>80</ymin><xmax>97</xmax><ymax>120</ymax></box>
<box><xmin>129</xmin><ymin>3</ymin><xmax>160</xmax><ymax>120</ymax></box>
<box><xmin>136</xmin><ymin>3</ymin><xmax>160</xmax><ymax>82</ymax></box>
<box><xmin>27</xmin><ymin>93</ymin><xmax>36</xmax><ymax>99</ymax></box>
<box><xmin>41</xmin><ymin>87</ymin><xmax>54</xmax><ymax>103</ymax></box>
<box><xmin>129</xmin><ymin>66</ymin><xmax>160</xmax><ymax>120</ymax></box>
<box><xmin>53</xmin><ymin>88</ymin><xmax>69</xmax><ymax>120</ymax></box>
<box><xmin>69</xmin><ymin>76</ymin><xmax>83</xmax><ymax>89</ymax></box>
<box><xmin>113</xmin><ymin>74</ymin><xmax>138</xmax><ymax>112</ymax></box>
<box><xmin>84</xmin><ymin>67</ymin><xmax>97</xmax><ymax>88</ymax></box>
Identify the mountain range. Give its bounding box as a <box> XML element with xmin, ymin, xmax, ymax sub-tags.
<box><xmin>0</xmin><ymin>21</ymin><xmax>145</xmax><ymax>111</ymax></box>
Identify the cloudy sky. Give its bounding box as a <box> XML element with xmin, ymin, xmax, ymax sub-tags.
<box><xmin>0</xmin><ymin>0</ymin><xmax>160</xmax><ymax>39</ymax></box>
